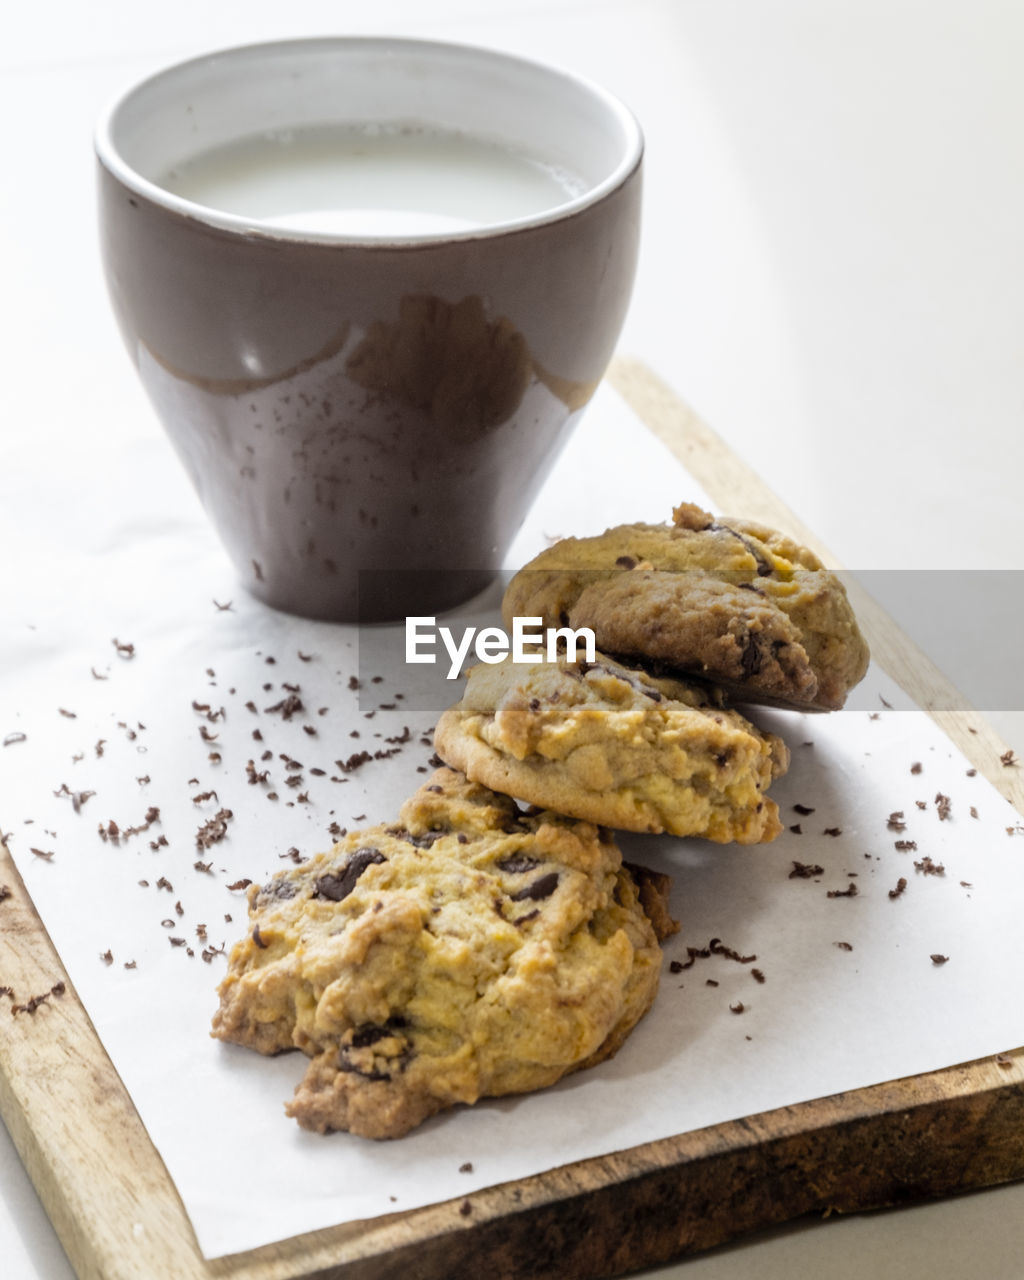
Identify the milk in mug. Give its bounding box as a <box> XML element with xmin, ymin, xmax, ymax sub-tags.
<box><xmin>160</xmin><ymin>122</ymin><xmax>587</xmax><ymax>237</ymax></box>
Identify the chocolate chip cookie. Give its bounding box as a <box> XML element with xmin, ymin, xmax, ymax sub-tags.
<box><xmin>434</xmin><ymin>654</ymin><xmax>789</xmax><ymax>842</ymax></box>
<box><xmin>502</xmin><ymin>502</ymin><xmax>869</xmax><ymax>710</ymax></box>
<box><xmin>211</xmin><ymin>767</ymin><xmax>673</xmax><ymax>1139</ymax></box>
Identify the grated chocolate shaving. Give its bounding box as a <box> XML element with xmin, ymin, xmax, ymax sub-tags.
<box><xmin>196</xmin><ymin>808</ymin><xmax>234</xmax><ymax>850</ymax></box>
<box><xmin>789</xmin><ymin>861</ymin><xmax>823</xmax><ymax>879</ymax></box>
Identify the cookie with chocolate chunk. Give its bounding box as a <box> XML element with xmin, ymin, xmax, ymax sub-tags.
<box><xmin>502</xmin><ymin>503</ymin><xmax>869</xmax><ymax>711</ymax></box>
<box><xmin>211</xmin><ymin>767</ymin><xmax>673</xmax><ymax>1139</ymax></box>
<box><xmin>434</xmin><ymin>654</ymin><xmax>789</xmax><ymax>842</ymax></box>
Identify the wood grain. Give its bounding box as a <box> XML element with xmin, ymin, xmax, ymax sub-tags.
<box><xmin>2</xmin><ymin>358</ymin><xmax>1022</xmax><ymax>1280</ymax></box>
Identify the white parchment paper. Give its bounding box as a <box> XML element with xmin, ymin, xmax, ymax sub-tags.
<box><xmin>2</xmin><ymin>384</ymin><xmax>1022</xmax><ymax>1258</ymax></box>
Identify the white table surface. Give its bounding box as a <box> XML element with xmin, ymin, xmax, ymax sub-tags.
<box><xmin>3</xmin><ymin>2</ymin><xmax>1023</xmax><ymax>1277</ymax></box>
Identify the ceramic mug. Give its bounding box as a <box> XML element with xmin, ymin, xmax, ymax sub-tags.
<box><xmin>95</xmin><ymin>38</ymin><xmax>643</xmax><ymax>622</ymax></box>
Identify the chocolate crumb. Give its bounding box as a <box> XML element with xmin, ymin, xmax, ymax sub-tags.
<box><xmin>112</xmin><ymin>638</ymin><xmax>136</xmax><ymax>659</ymax></box>
<box><xmin>889</xmin><ymin>877</ymin><xmax>908</xmax><ymax>900</ymax></box>
<box><xmin>265</xmin><ymin>693</ymin><xmax>304</xmax><ymax>720</ymax></box>
<box><xmin>459</xmin><ymin>1200</ymin><xmax>473</xmax><ymax>1218</ymax></box>
<box><xmin>887</xmin><ymin>811</ymin><xmax>906</xmax><ymax>831</ymax></box>
<box><xmin>11</xmin><ymin>983</ymin><xmax>66</xmax><ymax>1016</ymax></box>
<box><xmin>894</xmin><ymin>840</ymin><xmax>917</xmax><ymax>852</ymax></box>
<box><xmin>1001</xmin><ymin>750</ymin><xmax>1018</xmax><ymax>767</ymax></box>
<box><xmin>792</xmin><ymin>803</ymin><xmax>815</xmax><ymax>816</ymax></box>
<box><xmin>910</xmin><ymin>762</ymin><xmax>923</xmax><ymax>774</ymax></box>
<box><xmin>459</xmin><ymin>1162</ymin><xmax>474</xmax><ymax>1174</ymax></box>
<box><xmin>914</xmin><ymin>856</ymin><xmax>945</xmax><ymax>877</ymax></box>
<box><xmin>751</xmin><ymin>968</ymin><xmax>766</xmax><ymax>983</ymax></box>
<box><xmin>789</xmin><ymin>861</ymin><xmax>824</xmax><ymax>879</ymax></box>
<box><xmin>935</xmin><ymin>793</ymin><xmax>952</xmax><ymax>820</ymax></box>
<box><xmin>53</xmin><ymin>783</ymin><xmax>96</xmax><ymax>813</ymax></box>
<box><xmin>2</xmin><ymin>732</ymin><xmax>26</xmax><ymax>747</ymax></box>
<box><xmin>668</xmin><ymin>959</ymin><xmax>685</xmax><ymax>974</ymax></box>
<box><xmin>708</xmin><ymin>938</ymin><xmax>756</xmax><ymax>964</ymax></box>
<box><xmin>729</xmin><ymin>1002</ymin><xmax>745</xmax><ymax>1014</ymax></box>
<box><xmin>835</xmin><ymin>941</ymin><xmax>854</xmax><ymax>951</ymax></box>
<box><xmin>996</xmin><ymin>1054</ymin><xmax>1013</xmax><ymax>1069</ymax></box>
<box><xmin>823</xmin><ymin>827</ymin><xmax>842</xmax><ymax>837</ymax></box>
<box><xmin>826</xmin><ymin>884</ymin><xmax>859</xmax><ymax>899</ymax></box>
<box><xmin>196</xmin><ymin>808</ymin><xmax>233</xmax><ymax>849</ymax></box>
<box><xmin>252</xmin><ymin>925</ymin><xmax>269</xmax><ymax>949</ymax></box>
<box><xmin>100</xmin><ymin>949</ymin><xmax>113</xmax><ymax>965</ymax></box>
<box><xmin>930</xmin><ymin>953</ymin><xmax>950</xmax><ymax>965</ymax></box>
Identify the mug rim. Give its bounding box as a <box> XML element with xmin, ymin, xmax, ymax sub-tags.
<box><xmin>94</xmin><ymin>35</ymin><xmax>644</xmax><ymax>247</ymax></box>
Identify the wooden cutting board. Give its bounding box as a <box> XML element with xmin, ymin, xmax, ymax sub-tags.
<box><xmin>3</xmin><ymin>358</ymin><xmax>1023</xmax><ymax>1280</ymax></box>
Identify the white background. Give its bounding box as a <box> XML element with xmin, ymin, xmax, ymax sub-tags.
<box><xmin>3</xmin><ymin>2</ymin><xmax>1024</xmax><ymax>1277</ymax></box>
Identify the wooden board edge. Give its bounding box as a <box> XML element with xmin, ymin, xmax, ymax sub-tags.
<box><xmin>2</xmin><ymin>359</ymin><xmax>1023</xmax><ymax>1280</ymax></box>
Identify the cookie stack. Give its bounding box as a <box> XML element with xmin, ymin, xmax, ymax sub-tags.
<box><xmin>212</xmin><ymin>504</ymin><xmax>868</xmax><ymax>1138</ymax></box>
<box><xmin>437</xmin><ymin>501</ymin><xmax>870</xmax><ymax>842</ymax></box>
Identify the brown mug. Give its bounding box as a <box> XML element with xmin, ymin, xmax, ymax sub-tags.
<box><xmin>95</xmin><ymin>38</ymin><xmax>642</xmax><ymax>622</ymax></box>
